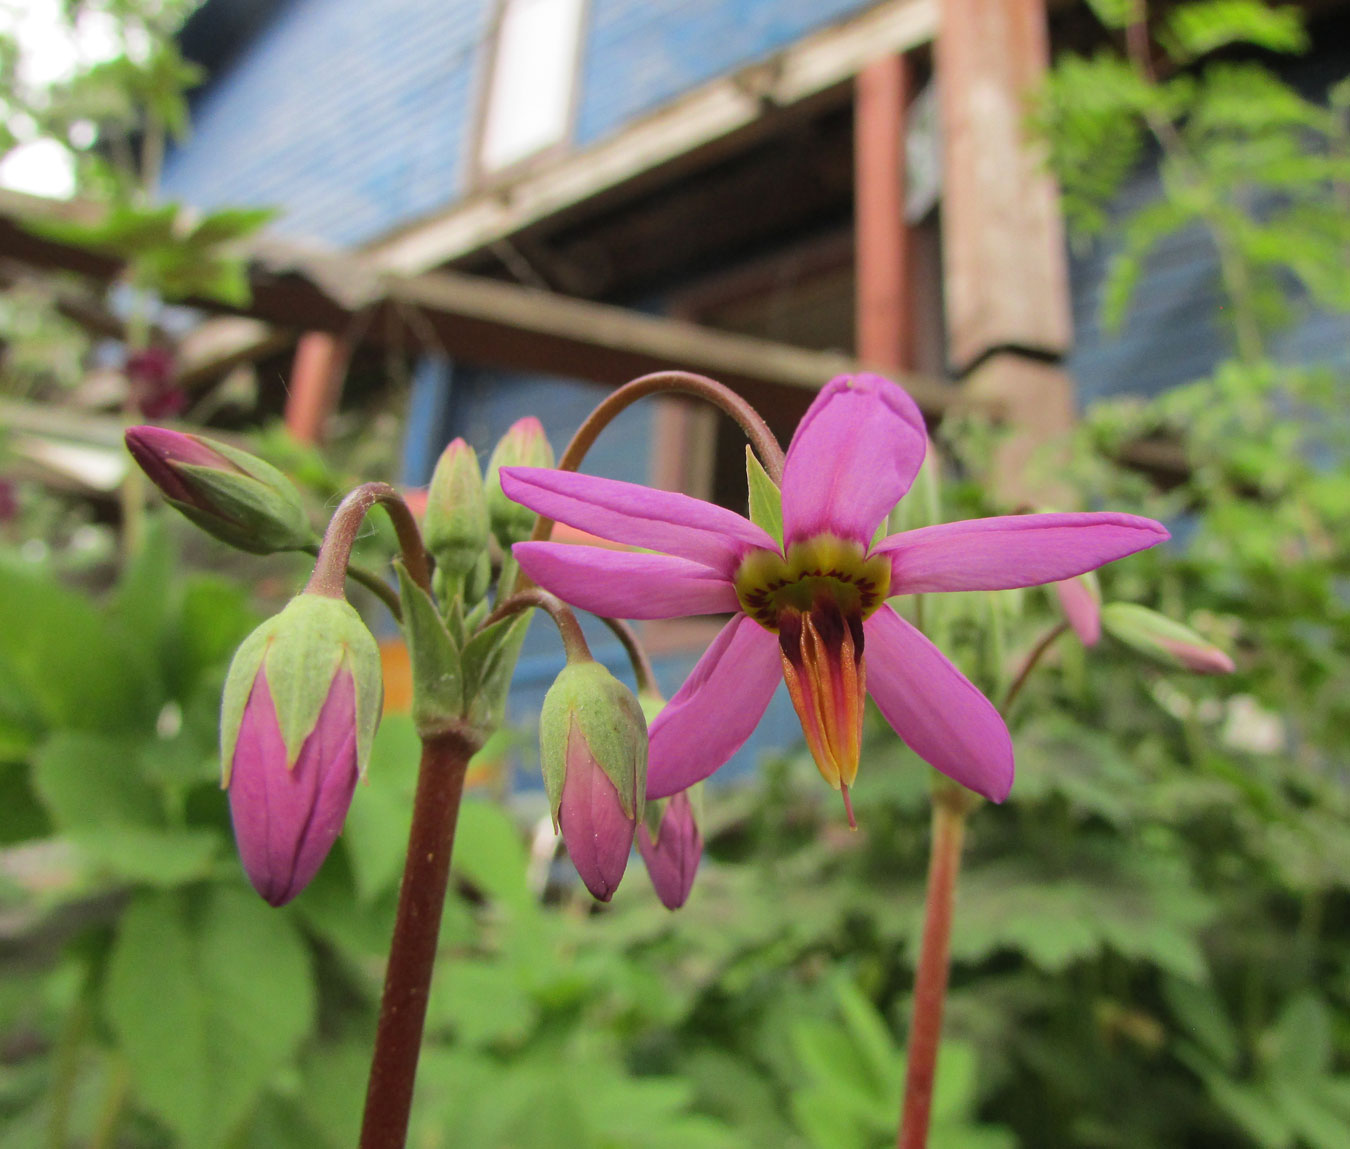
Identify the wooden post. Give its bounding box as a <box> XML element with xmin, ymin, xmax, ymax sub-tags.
<box><xmin>854</xmin><ymin>53</ymin><xmax>913</xmax><ymax>370</ymax></box>
<box><xmin>284</xmin><ymin>331</ymin><xmax>350</xmax><ymax>445</ymax></box>
<box><xmin>936</xmin><ymin>0</ymin><xmax>1075</xmax><ymax>500</ymax></box>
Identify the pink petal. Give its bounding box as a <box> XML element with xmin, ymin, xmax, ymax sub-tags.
<box><xmin>863</xmin><ymin>607</ymin><xmax>1013</xmax><ymax>802</ymax></box>
<box><xmin>228</xmin><ymin>669</ymin><xmax>359</xmax><ymax>906</ymax></box>
<box><xmin>513</xmin><ymin>542</ymin><xmax>739</xmax><ymax>619</ymax></box>
<box><xmin>558</xmin><ymin>720</ymin><xmax>636</xmax><ymax>902</ymax></box>
<box><xmin>780</xmin><ymin>374</ymin><xmax>928</xmax><ymax>546</ymax></box>
<box><xmin>877</xmin><ymin>512</ymin><xmax>1168</xmax><ymax>593</ymax></box>
<box><xmin>501</xmin><ymin>467</ymin><xmax>775</xmax><ymax>572</ymax></box>
<box><xmin>646</xmin><ymin>615</ymin><xmax>782</xmax><ymax>799</ymax></box>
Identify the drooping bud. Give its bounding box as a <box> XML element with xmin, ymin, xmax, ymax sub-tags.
<box><xmin>422</xmin><ymin>438</ymin><xmax>489</xmax><ymax>578</ymax></box>
<box><xmin>538</xmin><ymin>659</ymin><xmax>647</xmax><ymax>901</ymax></box>
<box><xmin>1053</xmin><ymin>571</ymin><xmax>1102</xmax><ymax>646</ymax></box>
<box><xmin>636</xmin><ymin>789</ymin><xmax>702</xmax><ymax>910</ymax></box>
<box><xmin>220</xmin><ymin>593</ymin><xmax>383</xmax><ymax>904</ymax></box>
<box><xmin>125</xmin><ymin>426</ymin><xmax>313</xmax><ymax>554</ymax></box>
<box><xmin>485</xmin><ymin>416</ymin><xmax>554</xmax><ymax>547</ymax></box>
<box><xmin>1101</xmin><ymin>603</ymin><xmax>1235</xmax><ymax>675</ymax></box>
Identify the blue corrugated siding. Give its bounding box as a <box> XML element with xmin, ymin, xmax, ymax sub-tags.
<box><xmin>164</xmin><ymin>0</ymin><xmax>487</xmax><ymax>245</ymax></box>
<box><xmin>576</xmin><ymin>0</ymin><xmax>876</xmax><ymax>145</ymax></box>
<box><xmin>164</xmin><ymin>0</ymin><xmax>882</xmax><ymax>245</ymax></box>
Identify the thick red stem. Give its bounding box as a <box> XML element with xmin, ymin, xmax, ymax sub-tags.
<box><xmin>359</xmin><ymin>728</ymin><xmax>480</xmax><ymax>1149</ymax></box>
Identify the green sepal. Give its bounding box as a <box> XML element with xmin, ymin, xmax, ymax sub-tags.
<box><xmin>538</xmin><ymin>661</ymin><xmax>648</xmax><ymax>827</ymax></box>
<box><xmin>174</xmin><ymin>439</ymin><xmax>313</xmax><ymax>554</ymax></box>
<box><xmin>745</xmin><ymin>447</ymin><xmax>784</xmax><ymax>550</ymax></box>
<box><xmin>220</xmin><ymin>595</ymin><xmax>382</xmax><ymax>786</ymax></box>
<box><xmin>395</xmin><ymin>563</ymin><xmax>463</xmax><ymax>736</ymax></box>
<box><xmin>462</xmin><ymin>610</ymin><xmax>532</xmax><ymax>731</ymax></box>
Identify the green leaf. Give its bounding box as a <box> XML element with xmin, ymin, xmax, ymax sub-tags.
<box><xmin>1164</xmin><ymin>1</ymin><xmax>1307</xmax><ymax>62</ymax></box>
<box><xmin>32</xmin><ymin>732</ymin><xmax>160</xmax><ymax>831</ymax></box>
<box><xmin>452</xmin><ymin>799</ymin><xmax>534</xmax><ymax>915</ymax></box>
<box><xmin>0</xmin><ymin>562</ymin><xmax>161</xmax><ymax>736</ymax></box>
<box><xmin>1163</xmin><ymin>977</ymin><xmax>1240</xmax><ymax>1072</ymax></box>
<box><xmin>462</xmin><ymin>611</ymin><xmax>531</xmax><ymax>731</ymax></box>
<box><xmin>104</xmin><ymin>888</ymin><xmax>315</xmax><ymax>1147</ymax></box>
<box><xmin>745</xmin><ymin>446</ymin><xmax>784</xmax><ymax>549</ymax></box>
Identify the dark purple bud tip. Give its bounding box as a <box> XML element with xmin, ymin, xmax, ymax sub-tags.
<box><xmin>636</xmin><ymin>790</ymin><xmax>702</xmax><ymax>910</ymax></box>
<box><xmin>227</xmin><ymin>668</ymin><xmax>359</xmax><ymax>906</ymax></box>
<box><xmin>558</xmin><ymin>721</ymin><xmax>636</xmax><ymax>902</ymax></box>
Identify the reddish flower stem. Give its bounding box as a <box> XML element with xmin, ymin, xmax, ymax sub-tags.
<box><xmin>307</xmin><ymin>482</ymin><xmax>431</xmax><ymax>602</ymax></box>
<box><xmin>530</xmin><ymin>370</ymin><xmax>786</xmax><ymax>544</ymax></box>
<box><xmin>485</xmin><ymin>588</ymin><xmax>592</xmax><ymax>663</ymax></box>
<box><xmin>897</xmin><ymin>785</ymin><xmax>971</xmax><ymax>1149</ymax></box>
<box><xmin>359</xmin><ymin>727</ymin><xmax>481</xmax><ymax>1149</ymax></box>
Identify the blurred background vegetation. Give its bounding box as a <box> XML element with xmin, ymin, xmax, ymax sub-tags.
<box><xmin>1</xmin><ymin>0</ymin><xmax>1348</xmax><ymax>1146</ymax></box>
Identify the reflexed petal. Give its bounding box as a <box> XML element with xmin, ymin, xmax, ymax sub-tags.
<box><xmin>501</xmin><ymin>467</ymin><xmax>776</xmax><ymax>570</ymax></box>
<box><xmin>514</xmin><ymin>542</ymin><xmax>739</xmax><ymax>619</ymax></box>
<box><xmin>646</xmin><ymin>615</ymin><xmax>782</xmax><ymax>798</ymax></box>
<box><xmin>863</xmin><ymin>607</ymin><xmax>1013</xmax><ymax>802</ymax></box>
<box><xmin>878</xmin><ymin>512</ymin><xmax>1169</xmax><ymax>593</ymax></box>
<box><xmin>781</xmin><ymin>374</ymin><xmax>928</xmax><ymax>546</ymax></box>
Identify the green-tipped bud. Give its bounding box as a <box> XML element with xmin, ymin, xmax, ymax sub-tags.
<box><xmin>423</xmin><ymin>438</ymin><xmax>489</xmax><ymax>578</ymax></box>
<box><xmin>125</xmin><ymin>426</ymin><xmax>313</xmax><ymax>554</ymax></box>
<box><xmin>219</xmin><ymin>592</ymin><xmax>383</xmax><ymax>904</ymax></box>
<box><xmin>485</xmin><ymin>417</ymin><xmax>554</xmax><ymax>547</ymax></box>
<box><xmin>1101</xmin><ymin>603</ymin><xmax>1235</xmax><ymax>675</ymax></box>
<box><xmin>539</xmin><ymin>659</ymin><xmax>647</xmax><ymax>901</ymax></box>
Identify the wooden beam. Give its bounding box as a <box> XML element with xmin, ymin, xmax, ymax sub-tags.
<box><xmin>368</xmin><ymin>0</ymin><xmax>938</xmax><ymax>274</ymax></box>
<box><xmin>854</xmin><ymin>53</ymin><xmax>914</xmax><ymax>369</ymax></box>
<box><xmin>936</xmin><ymin>0</ymin><xmax>1070</xmax><ymax>371</ymax></box>
<box><xmin>0</xmin><ymin>188</ymin><xmax>959</xmax><ymax>417</ymax></box>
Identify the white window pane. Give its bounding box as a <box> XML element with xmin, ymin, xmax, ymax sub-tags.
<box><xmin>480</xmin><ymin>0</ymin><xmax>585</xmax><ymax>173</ymax></box>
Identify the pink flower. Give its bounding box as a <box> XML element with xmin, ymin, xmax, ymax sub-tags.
<box><xmin>502</xmin><ymin>374</ymin><xmax>1168</xmax><ymax>808</ymax></box>
<box><xmin>228</xmin><ymin>668</ymin><xmax>360</xmax><ymax>906</ymax></box>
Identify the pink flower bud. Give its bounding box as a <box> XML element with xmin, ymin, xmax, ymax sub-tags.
<box><xmin>125</xmin><ymin>426</ymin><xmax>313</xmax><ymax>554</ymax></box>
<box><xmin>486</xmin><ymin>417</ymin><xmax>554</xmax><ymax>546</ymax></box>
<box><xmin>1101</xmin><ymin>602</ymin><xmax>1236</xmax><ymax>675</ymax></box>
<box><xmin>557</xmin><ymin>721</ymin><xmax>637</xmax><ymax>902</ymax></box>
<box><xmin>636</xmin><ymin>790</ymin><xmax>702</xmax><ymax>910</ymax></box>
<box><xmin>221</xmin><ymin>594</ymin><xmax>383</xmax><ymax>905</ymax></box>
<box><xmin>228</xmin><ymin>668</ymin><xmax>359</xmax><ymax>906</ymax></box>
<box><xmin>1053</xmin><ymin>572</ymin><xmax>1101</xmax><ymax>646</ymax></box>
<box><xmin>539</xmin><ymin>660</ymin><xmax>647</xmax><ymax>902</ymax></box>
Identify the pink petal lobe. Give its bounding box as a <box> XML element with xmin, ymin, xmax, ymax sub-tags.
<box><xmin>637</xmin><ymin>790</ymin><xmax>702</xmax><ymax>910</ymax></box>
<box><xmin>863</xmin><ymin>607</ymin><xmax>1013</xmax><ymax>803</ymax></box>
<box><xmin>558</xmin><ymin>721</ymin><xmax>636</xmax><ymax>902</ymax></box>
<box><xmin>878</xmin><ymin>512</ymin><xmax>1169</xmax><ymax>594</ymax></box>
<box><xmin>228</xmin><ymin>669</ymin><xmax>359</xmax><ymax>906</ymax></box>
<box><xmin>780</xmin><ymin>374</ymin><xmax>927</xmax><ymax>546</ymax></box>
<box><xmin>646</xmin><ymin>615</ymin><xmax>782</xmax><ymax>799</ymax></box>
<box><xmin>513</xmin><ymin>542</ymin><xmax>739</xmax><ymax>619</ymax></box>
<box><xmin>500</xmin><ymin>467</ymin><xmax>775</xmax><ymax>571</ymax></box>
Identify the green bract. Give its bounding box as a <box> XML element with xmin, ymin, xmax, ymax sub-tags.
<box><xmin>220</xmin><ymin>593</ymin><xmax>383</xmax><ymax>786</ymax></box>
<box><xmin>538</xmin><ymin>660</ymin><xmax>647</xmax><ymax>828</ymax></box>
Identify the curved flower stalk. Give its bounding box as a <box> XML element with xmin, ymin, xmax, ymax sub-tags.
<box><xmin>503</xmin><ymin>373</ymin><xmax>1169</xmax><ymax>812</ymax></box>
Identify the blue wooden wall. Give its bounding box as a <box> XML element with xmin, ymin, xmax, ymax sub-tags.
<box><xmin>164</xmin><ymin>0</ymin><xmax>877</xmax><ymax>246</ymax></box>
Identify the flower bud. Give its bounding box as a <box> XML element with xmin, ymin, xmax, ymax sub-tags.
<box><xmin>1053</xmin><ymin>571</ymin><xmax>1102</xmax><ymax>646</ymax></box>
<box><xmin>486</xmin><ymin>417</ymin><xmax>554</xmax><ymax>547</ymax></box>
<box><xmin>422</xmin><ymin>438</ymin><xmax>489</xmax><ymax>578</ymax></box>
<box><xmin>636</xmin><ymin>789</ymin><xmax>702</xmax><ymax>910</ymax></box>
<box><xmin>125</xmin><ymin>426</ymin><xmax>313</xmax><ymax>554</ymax></box>
<box><xmin>220</xmin><ymin>593</ymin><xmax>383</xmax><ymax>904</ymax></box>
<box><xmin>539</xmin><ymin>660</ymin><xmax>647</xmax><ymax>901</ymax></box>
<box><xmin>1101</xmin><ymin>602</ymin><xmax>1235</xmax><ymax>675</ymax></box>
